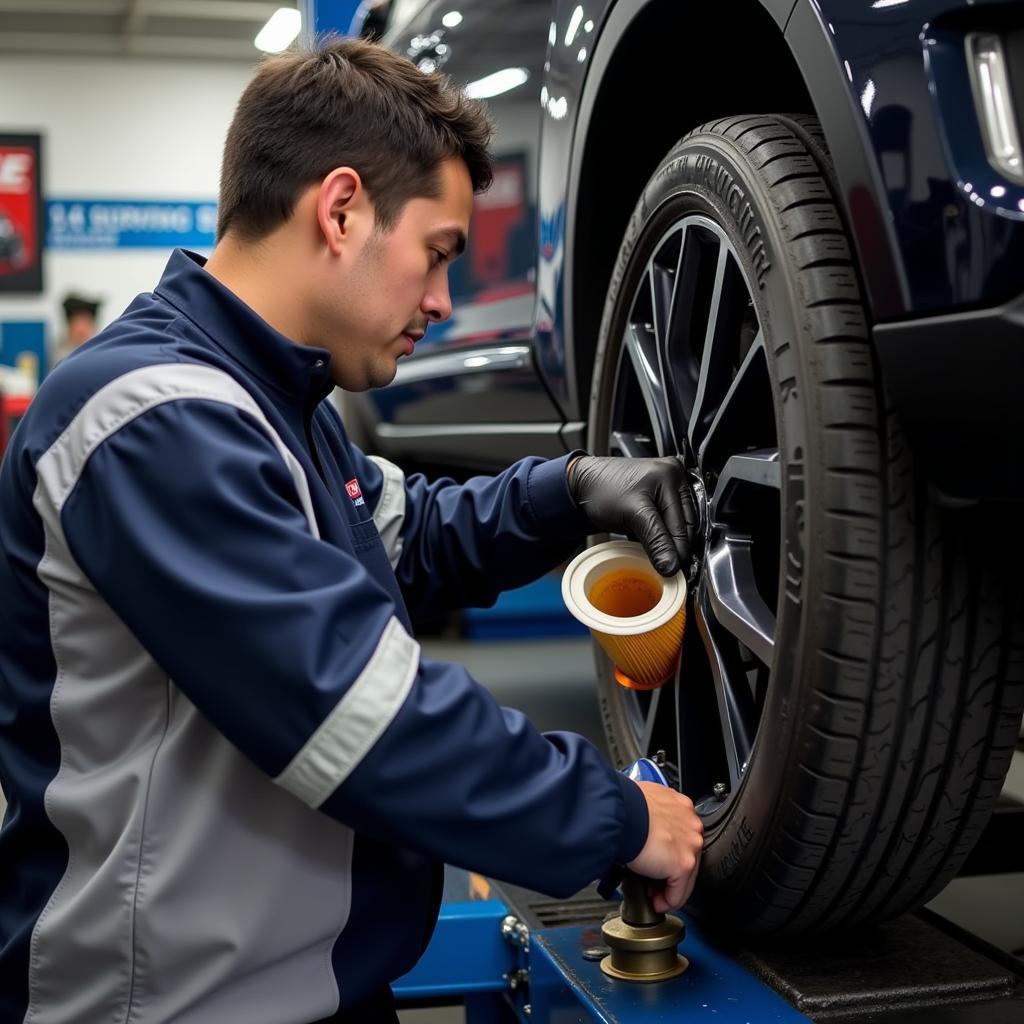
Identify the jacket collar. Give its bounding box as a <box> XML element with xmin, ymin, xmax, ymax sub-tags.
<box><xmin>155</xmin><ymin>248</ymin><xmax>334</xmax><ymax>404</ymax></box>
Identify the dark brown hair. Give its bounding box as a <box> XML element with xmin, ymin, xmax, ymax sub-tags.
<box><xmin>217</xmin><ymin>35</ymin><xmax>494</xmax><ymax>241</ymax></box>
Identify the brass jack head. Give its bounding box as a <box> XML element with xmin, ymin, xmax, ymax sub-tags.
<box><xmin>599</xmin><ymin>873</ymin><xmax>688</xmax><ymax>983</ymax></box>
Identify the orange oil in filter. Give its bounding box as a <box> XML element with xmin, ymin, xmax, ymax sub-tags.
<box><xmin>587</xmin><ymin>569</ymin><xmax>663</xmax><ymax>619</ymax></box>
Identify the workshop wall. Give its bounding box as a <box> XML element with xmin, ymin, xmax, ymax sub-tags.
<box><xmin>0</xmin><ymin>53</ymin><xmax>255</xmax><ymax>365</ymax></box>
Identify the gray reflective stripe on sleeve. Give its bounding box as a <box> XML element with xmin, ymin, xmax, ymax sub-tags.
<box><xmin>35</xmin><ymin>362</ymin><xmax>319</xmax><ymax>536</ymax></box>
<box><xmin>367</xmin><ymin>455</ymin><xmax>406</xmax><ymax>568</ymax></box>
<box><xmin>275</xmin><ymin>616</ymin><xmax>420</xmax><ymax>807</ymax></box>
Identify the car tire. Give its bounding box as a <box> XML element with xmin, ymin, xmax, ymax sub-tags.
<box><xmin>587</xmin><ymin>114</ymin><xmax>1024</xmax><ymax>934</ymax></box>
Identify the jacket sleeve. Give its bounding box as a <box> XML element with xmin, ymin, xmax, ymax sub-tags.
<box><xmin>350</xmin><ymin>444</ymin><xmax>590</xmax><ymax>617</ymax></box>
<box><xmin>60</xmin><ymin>396</ymin><xmax>648</xmax><ymax>897</ymax></box>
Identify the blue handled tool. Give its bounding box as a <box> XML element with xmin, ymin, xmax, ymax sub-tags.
<box><xmin>624</xmin><ymin>756</ymin><xmax>670</xmax><ymax>786</ymax></box>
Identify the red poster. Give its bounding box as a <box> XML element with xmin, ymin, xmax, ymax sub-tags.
<box><xmin>0</xmin><ymin>134</ymin><xmax>43</xmax><ymax>293</ymax></box>
<box><xmin>470</xmin><ymin>157</ymin><xmax>526</xmax><ymax>287</ymax></box>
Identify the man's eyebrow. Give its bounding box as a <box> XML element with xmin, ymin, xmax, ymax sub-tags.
<box><xmin>431</xmin><ymin>227</ymin><xmax>467</xmax><ymax>256</ymax></box>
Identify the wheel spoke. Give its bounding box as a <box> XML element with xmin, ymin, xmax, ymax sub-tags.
<box><xmin>650</xmin><ymin>261</ymin><xmax>675</xmax><ymax>344</ymax></box>
<box><xmin>610</xmin><ymin>429</ymin><xmax>655</xmax><ymax>459</ymax></box>
<box><xmin>623</xmin><ymin>308</ymin><xmax>673</xmax><ymax>456</ymax></box>
<box><xmin>697</xmin><ymin>331</ymin><xmax>768</xmax><ymax>462</ymax></box>
<box><xmin>672</xmin><ymin>661</ymin><xmax>686</xmax><ymax>794</ymax></box>
<box><xmin>695</xmin><ymin>587</ymin><xmax>756</xmax><ymax>788</ymax></box>
<box><xmin>688</xmin><ymin>244</ymin><xmax>749</xmax><ymax>450</ymax></box>
<box><xmin>662</xmin><ymin>225</ymin><xmax>703</xmax><ymax>426</ymax></box>
<box><xmin>704</xmin><ymin>531</ymin><xmax>776</xmax><ymax>668</ymax></box>
<box><xmin>608</xmin><ymin>334</ymin><xmax>662</xmax><ymax>458</ymax></box>
<box><xmin>639</xmin><ymin>684</ymin><xmax>663</xmax><ymax>754</ymax></box>
<box><xmin>649</xmin><ymin>255</ymin><xmax>684</xmax><ymax>449</ymax></box>
<box><xmin>711</xmin><ymin>448</ymin><xmax>781</xmax><ymax>510</ymax></box>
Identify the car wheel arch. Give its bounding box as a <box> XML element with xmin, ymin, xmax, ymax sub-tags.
<box><xmin>562</xmin><ymin>0</ymin><xmax>897</xmax><ymax>426</ymax></box>
<box><xmin>564</xmin><ymin>0</ymin><xmax>809</xmax><ymax>425</ymax></box>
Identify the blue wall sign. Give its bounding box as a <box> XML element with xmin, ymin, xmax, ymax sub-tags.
<box><xmin>46</xmin><ymin>199</ymin><xmax>218</xmax><ymax>250</ymax></box>
<box><xmin>0</xmin><ymin>320</ymin><xmax>47</xmax><ymax>383</ymax></box>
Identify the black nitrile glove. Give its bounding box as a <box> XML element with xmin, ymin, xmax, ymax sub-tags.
<box><xmin>567</xmin><ymin>455</ymin><xmax>698</xmax><ymax>577</ymax></box>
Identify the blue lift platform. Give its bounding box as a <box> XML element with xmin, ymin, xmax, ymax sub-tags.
<box><xmin>393</xmin><ymin>868</ymin><xmax>1024</xmax><ymax>1023</ymax></box>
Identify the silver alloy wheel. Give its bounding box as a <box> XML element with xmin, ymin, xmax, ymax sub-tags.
<box><xmin>603</xmin><ymin>214</ymin><xmax>782</xmax><ymax>827</ymax></box>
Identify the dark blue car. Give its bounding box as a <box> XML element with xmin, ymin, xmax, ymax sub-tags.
<box><xmin>349</xmin><ymin>0</ymin><xmax>1024</xmax><ymax>935</ymax></box>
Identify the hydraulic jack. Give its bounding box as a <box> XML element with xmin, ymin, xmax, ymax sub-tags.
<box><xmin>599</xmin><ymin>871</ymin><xmax>687</xmax><ymax>982</ymax></box>
<box><xmin>598</xmin><ymin>757</ymin><xmax>688</xmax><ymax>983</ymax></box>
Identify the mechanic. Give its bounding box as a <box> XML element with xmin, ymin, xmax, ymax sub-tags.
<box><xmin>0</xmin><ymin>36</ymin><xmax>703</xmax><ymax>1024</ymax></box>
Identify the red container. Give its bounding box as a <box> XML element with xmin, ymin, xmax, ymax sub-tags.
<box><xmin>0</xmin><ymin>391</ymin><xmax>30</xmax><ymax>456</ymax></box>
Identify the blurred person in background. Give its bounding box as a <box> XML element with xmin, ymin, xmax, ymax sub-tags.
<box><xmin>53</xmin><ymin>292</ymin><xmax>101</xmax><ymax>365</ymax></box>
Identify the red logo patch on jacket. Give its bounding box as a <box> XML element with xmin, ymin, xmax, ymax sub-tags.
<box><xmin>346</xmin><ymin>478</ymin><xmax>365</xmax><ymax>507</ymax></box>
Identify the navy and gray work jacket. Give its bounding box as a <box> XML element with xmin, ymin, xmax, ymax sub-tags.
<box><xmin>0</xmin><ymin>249</ymin><xmax>649</xmax><ymax>1023</ymax></box>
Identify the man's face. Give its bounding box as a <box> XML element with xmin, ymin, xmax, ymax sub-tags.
<box><xmin>317</xmin><ymin>158</ymin><xmax>473</xmax><ymax>392</ymax></box>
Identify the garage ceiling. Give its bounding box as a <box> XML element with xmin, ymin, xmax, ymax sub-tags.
<box><xmin>0</xmin><ymin>0</ymin><xmax>300</xmax><ymax>62</ymax></box>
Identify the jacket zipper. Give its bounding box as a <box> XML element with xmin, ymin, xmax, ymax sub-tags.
<box><xmin>304</xmin><ymin>397</ymin><xmax>327</xmax><ymax>483</ymax></box>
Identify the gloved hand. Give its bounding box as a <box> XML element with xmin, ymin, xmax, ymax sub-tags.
<box><xmin>567</xmin><ymin>455</ymin><xmax>698</xmax><ymax>577</ymax></box>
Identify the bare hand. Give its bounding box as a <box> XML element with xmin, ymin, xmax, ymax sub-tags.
<box><xmin>627</xmin><ymin>781</ymin><xmax>704</xmax><ymax>913</ymax></box>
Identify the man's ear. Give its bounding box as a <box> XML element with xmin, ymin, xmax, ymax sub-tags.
<box><xmin>316</xmin><ymin>167</ymin><xmax>363</xmax><ymax>256</ymax></box>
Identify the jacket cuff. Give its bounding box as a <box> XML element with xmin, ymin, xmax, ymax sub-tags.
<box><xmin>525</xmin><ymin>452</ymin><xmax>590</xmax><ymax>535</ymax></box>
<box><xmin>614</xmin><ymin>775</ymin><xmax>650</xmax><ymax>865</ymax></box>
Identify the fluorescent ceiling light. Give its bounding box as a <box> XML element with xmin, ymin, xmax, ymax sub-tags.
<box><xmin>255</xmin><ymin>7</ymin><xmax>301</xmax><ymax>53</ymax></box>
<box><xmin>464</xmin><ymin>67</ymin><xmax>529</xmax><ymax>99</ymax></box>
<box><xmin>564</xmin><ymin>5</ymin><xmax>584</xmax><ymax>46</ymax></box>
<box><xmin>871</xmin><ymin>0</ymin><xmax>909</xmax><ymax>7</ymax></box>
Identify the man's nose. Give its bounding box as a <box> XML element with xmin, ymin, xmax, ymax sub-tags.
<box><xmin>422</xmin><ymin>279</ymin><xmax>452</xmax><ymax>322</ymax></box>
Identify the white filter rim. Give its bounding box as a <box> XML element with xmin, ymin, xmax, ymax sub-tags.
<box><xmin>561</xmin><ymin>540</ymin><xmax>686</xmax><ymax>636</ymax></box>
